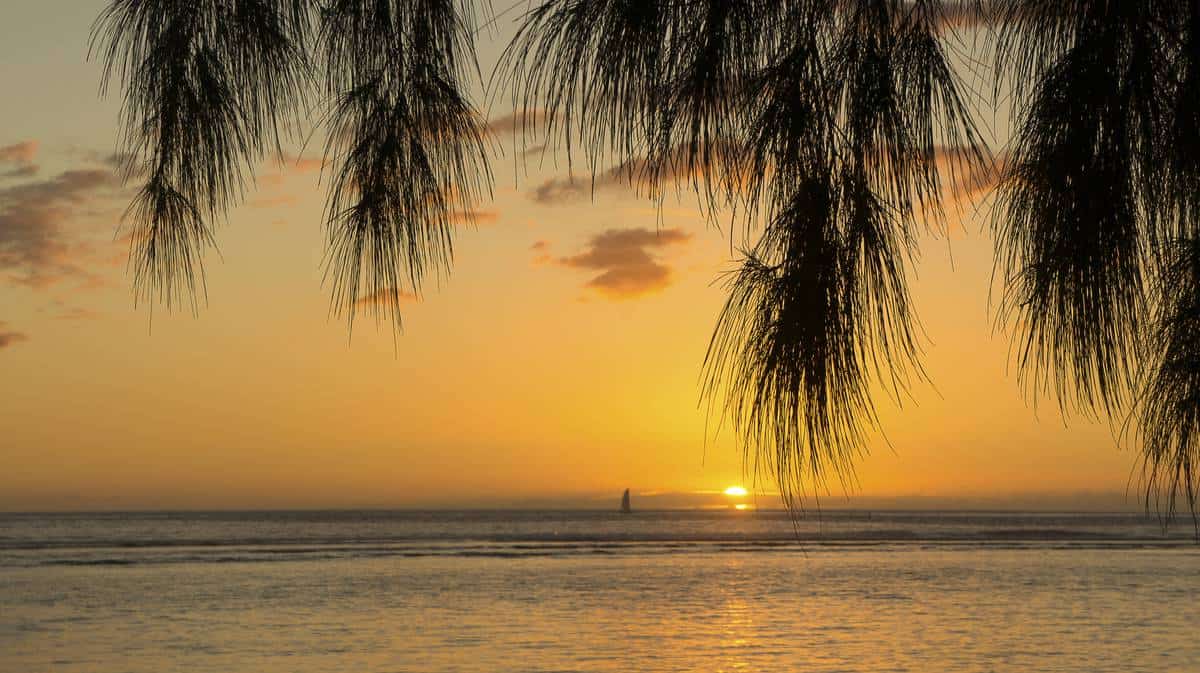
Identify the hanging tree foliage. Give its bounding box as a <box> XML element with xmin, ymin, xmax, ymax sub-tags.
<box><xmin>91</xmin><ymin>0</ymin><xmax>1200</xmax><ymax>525</ymax></box>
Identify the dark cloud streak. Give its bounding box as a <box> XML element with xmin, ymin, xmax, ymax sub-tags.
<box><xmin>484</xmin><ymin>109</ymin><xmax>550</xmax><ymax>138</ymax></box>
<box><xmin>0</xmin><ymin>140</ymin><xmax>39</xmax><ymax>180</ymax></box>
<box><xmin>0</xmin><ymin>321</ymin><xmax>28</xmax><ymax>349</ymax></box>
<box><xmin>526</xmin><ymin>140</ymin><xmax>743</xmax><ymax>206</ymax></box>
<box><xmin>553</xmin><ymin>227</ymin><xmax>692</xmax><ymax>299</ymax></box>
<box><xmin>0</xmin><ymin>163</ymin><xmax>123</xmax><ymax>288</ymax></box>
<box><xmin>355</xmin><ymin>287</ymin><xmax>420</xmax><ymax>307</ymax></box>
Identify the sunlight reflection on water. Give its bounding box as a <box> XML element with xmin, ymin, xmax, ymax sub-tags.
<box><xmin>1</xmin><ymin>512</ymin><xmax>1198</xmax><ymax>672</ymax></box>
<box><xmin>4</xmin><ymin>549</ymin><xmax>1198</xmax><ymax>672</ymax></box>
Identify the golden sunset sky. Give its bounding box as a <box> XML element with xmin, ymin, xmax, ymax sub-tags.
<box><xmin>0</xmin><ymin>1</ymin><xmax>1137</xmax><ymax>510</ymax></box>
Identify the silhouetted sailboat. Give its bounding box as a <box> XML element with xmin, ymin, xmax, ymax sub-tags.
<box><xmin>620</xmin><ymin>489</ymin><xmax>631</xmax><ymax>514</ymax></box>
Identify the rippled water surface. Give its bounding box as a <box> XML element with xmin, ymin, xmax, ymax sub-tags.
<box><xmin>2</xmin><ymin>510</ymin><xmax>1197</xmax><ymax>672</ymax></box>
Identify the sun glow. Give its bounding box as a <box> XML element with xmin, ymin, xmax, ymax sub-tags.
<box><xmin>723</xmin><ymin>486</ymin><xmax>748</xmax><ymax>497</ymax></box>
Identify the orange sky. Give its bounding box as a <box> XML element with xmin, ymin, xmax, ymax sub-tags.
<box><xmin>0</xmin><ymin>2</ymin><xmax>1139</xmax><ymax>510</ymax></box>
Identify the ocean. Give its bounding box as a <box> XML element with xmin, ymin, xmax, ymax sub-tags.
<box><xmin>2</xmin><ymin>510</ymin><xmax>1197</xmax><ymax>672</ymax></box>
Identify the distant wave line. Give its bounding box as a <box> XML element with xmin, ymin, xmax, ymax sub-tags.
<box><xmin>4</xmin><ymin>538</ymin><xmax>1198</xmax><ymax>570</ymax></box>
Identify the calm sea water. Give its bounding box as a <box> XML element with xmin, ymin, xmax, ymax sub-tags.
<box><xmin>2</xmin><ymin>510</ymin><xmax>1198</xmax><ymax>672</ymax></box>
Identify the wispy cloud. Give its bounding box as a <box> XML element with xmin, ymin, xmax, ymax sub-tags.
<box><xmin>529</xmin><ymin>141</ymin><xmax>741</xmax><ymax>205</ymax></box>
<box><xmin>0</xmin><ymin>154</ymin><xmax>125</xmax><ymax>288</ymax></box>
<box><xmin>247</xmin><ymin>194</ymin><xmax>299</xmax><ymax>209</ymax></box>
<box><xmin>931</xmin><ymin>145</ymin><xmax>1006</xmax><ymax>196</ymax></box>
<box><xmin>40</xmin><ymin>299</ymin><xmax>103</xmax><ymax>321</ymax></box>
<box><xmin>0</xmin><ymin>141</ymin><xmax>37</xmax><ymax>164</ymax></box>
<box><xmin>936</xmin><ymin>1</ymin><xmax>995</xmax><ymax>31</ymax></box>
<box><xmin>354</xmin><ymin>287</ymin><xmax>421</xmax><ymax>308</ymax></box>
<box><xmin>451</xmin><ymin>209</ymin><xmax>500</xmax><ymax>226</ymax></box>
<box><xmin>0</xmin><ymin>321</ymin><xmax>28</xmax><ymax>349</ymax></box>
<box><xmin>530</xmin><ymin>141</ymin><xmax>999</xmax><ymax>207</ymax></box>
<box><xmin>961</xmin><ymin>150</ymin><xmax>1007</xmax><ymax>196</ymax></box>
<box><xmin>546</xmin><ymin>227</ymin><xmax>692</xmax><ymax>300</ymax></box>
<box><xmin>531</xmin><ymin>177</ymin><xmax>592</xmax><ymax>204</ymax></box>
<box><xmin>484</xmin><ymin>109</ymin><xmax>551</xmax><ymax>138</ymax></box>
<box><xmin>530</xmin><ymin>239</ymin><xmax>552</xmax><ymax>265</ymax></box>
<box><xmin>0</xmin><ymin>140</ymin><xmax>39</xmax><ymax>179</ymax></box>
<box><xmin>276</xmin><ymin>153</ymin><xmax>325</xmax><ymax>174</ymax></box>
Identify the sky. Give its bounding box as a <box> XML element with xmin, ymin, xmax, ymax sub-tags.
<box><xmin>0</xmin><ymin>1</ymin><xmax>1143</xmax><ymax>511</ymax></box>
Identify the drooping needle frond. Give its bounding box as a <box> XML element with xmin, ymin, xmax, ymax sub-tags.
<box><xmin>92</xmin><ymin>0</ymin><xmax>311</xmax><ymax>309</ymax></box>
<box><xmin>704</xmin><ymin>0</ymin><xmax>986</xmax><ymax>505</ymax></box>
<box><xmin>1136</xmin><ymin>237</ymin><xmax>1200</xmax><ymax>533</ymax></box>
<box><xmin>992</xmin><ymin>2</ymin><xmax>1171</xmax><ymax>415</ymax></box>
<box><xmin>319</xmin><ymin>0</ymin><xmax>492</xmax><ymax>329</ymax></box>
<box><xmin>705</xmin><ymin>162</ymin><xmax>922</xmax><ymax>508</ymax></box>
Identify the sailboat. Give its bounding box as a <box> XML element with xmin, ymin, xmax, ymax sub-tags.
<box><xmin>620</xmin><ymin>488</ymin><xmax>631</xmax><ymax>514</ymax></box>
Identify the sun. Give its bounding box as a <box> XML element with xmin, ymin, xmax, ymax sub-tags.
<box><xmin>723</xmin><ymin>485</ymin><xmax>748</xmax><ymax>497</ymax></box>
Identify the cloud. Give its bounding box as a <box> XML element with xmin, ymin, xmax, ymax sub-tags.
<box><xmin>530</xmin><ymin>239</ymin><xmax>552</xmax><ymax>264</ymax></box>
<box><xmin>277</xmin><ymin>153</ymin><xmax>325</xmax><ymax>174</ymax></box>
<box><xmin>257</xmin><ymin>153</ymin><xmax>326</xmax><ymax>188</ymax></box>
<box><xmin>933</xmin><ymin>2</ymin><xmax>993</xmax><ymax>30</ymax></box>
<box><xmin>0</xmin><ymin>140</ymin><xmax>39</xmax><ymax>179</ymax></box>
<box><xmin>520</xmin><ymin>143</ymin><xmax>549</xmax><ymax>159</ymax></box>
<box><xmin>531</xmin><ymin>167</ymin><xmax>661</xmax><ymax>205</ymax></box>
<box><xmin>2</xmin><ymin>164</ymin><xmax>39</xmax><ymax>180</ymax></box>
<box><xmin>531</xmin><ymin>177</ymin><xmax>592</xmax><ymax>204</ymax></box>
<box><xmin>930</xmin><ymin>146</ymin><xmax>1007</xmax><ymax>201</ymax></box>
<box><xmin>0</xmin><ymin>141</ymin><xmax>37</xmax><ymax>164</ymax></box>
<box><xmin>451</xmin><ymin>209</ymin><xmax>500</xmax><ymax>226</ymax></box>
<box><xmin>528</xmin><ymin>133</ymin><xmax>1005</xmax><ymax>204</ymax></box>
<box><xmin>551</xmin><ymin>227</ymin><xmax>692</xmax><ymax>299</ymax></box>
<box><xmin>0</xmin><ymin>321</ymin><xmax>28</xmax><ymax>349</ymax></box>
<box><xmin>45</xmin><ymin>301</ymin><xmax>102</xmax><ymax>321</ymax></box>
<box><xmin>247</xmin><ymin>194</ymin><xmax>298</xmax><ymax>209</ymax></box>
<box><xmin>963</xmin><ymin>150</ymin><xmax>1007</xmax><ymax>195</ymax></box>
<box><xmin>67</xmin><ymin>148</ymin><xmax>146</xmax><ymax>179</ymax></box>
<box><xmin>484</xmin><ymin>109</ymin><xmax>551</xmax><ymax>137</ymax></box>
<box><xmin>0</xmin><ymin>165</ymin><xmax>124</xmax><ymax>288</ymax></box>
<box><xmin>529</xmin><ymin>141</ymin><xmax>743</xmax><ymax>205</ymax></box>
<box><xmin>354</xmin><ymin>287</ymin><xmax>421</xmax><ymax>308</ymax></box>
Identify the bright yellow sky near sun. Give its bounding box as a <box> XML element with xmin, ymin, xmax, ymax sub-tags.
<box><xmin>0</xmin><ymin>1</ymin><xmax>1138</xmax><ymax>510</ymax></box>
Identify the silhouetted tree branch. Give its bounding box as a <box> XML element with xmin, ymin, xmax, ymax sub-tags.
<box><xmin>92</xmin><ymin>0</ymin><xmax>1200</xmax><ymax>526</ymax></box>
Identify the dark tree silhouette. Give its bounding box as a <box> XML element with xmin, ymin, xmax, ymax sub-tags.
<box><xmin>91</xmin><ymin>0</ymin><xmax>1200</xmax><ymax>524</ymax></box>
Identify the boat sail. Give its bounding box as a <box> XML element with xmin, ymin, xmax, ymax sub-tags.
<box><xmin>620</xmin><ymin>488</ymin><xmax>631</xmax><ymax>514</ymax></box>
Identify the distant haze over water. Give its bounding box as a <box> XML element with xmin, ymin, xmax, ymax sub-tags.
<box><xmin>0</xmin><ymin>490</ymin><xmax>1146</xmax><ymax>513</ymax></box>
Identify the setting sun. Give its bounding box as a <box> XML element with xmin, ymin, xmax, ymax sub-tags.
<box><xmin>723</xmin><ymin>486</ymin><xmax>748</xmax><ymax>497</ymax></box>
